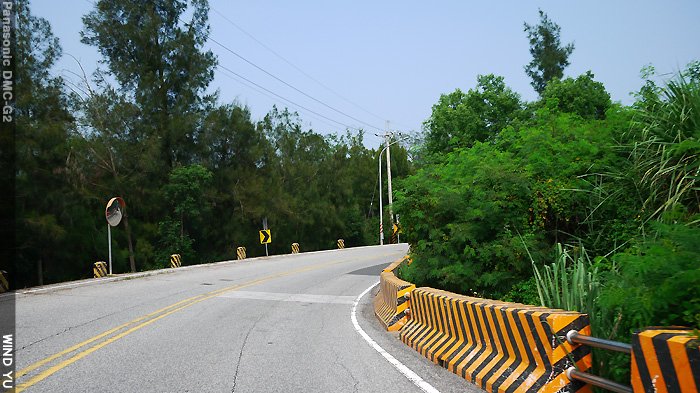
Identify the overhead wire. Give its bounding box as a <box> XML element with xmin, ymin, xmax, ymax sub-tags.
<box><xmin>210</xmin><ymin>7</ymin><xmax>389</xmax><ymax>125</ymax></box>
<box><xmin>217</xmin><ymin>64</ymin><xmax>363</xmax><ymax>131</ymax></box>
<box><xmin>79</xmin><ymin>0</ymin><xmax>385</xmax><ymax>138</ymax></box>
<box><xmin>217</xmin><ymin>65</ymin><xmax>355</xmax><ymax>132</ymax></box>
<box><xmin>207</xmin><ymin>35</ymin><xmax>384</xmax><ymax>132</ymax></box>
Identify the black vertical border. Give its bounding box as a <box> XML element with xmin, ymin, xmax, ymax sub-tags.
<box><xmin>0</xmin><ymin>0</ymin><xmax>16</xmax><ymax>391</ymax></box>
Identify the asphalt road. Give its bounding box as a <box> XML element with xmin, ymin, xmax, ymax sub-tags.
<box><xmin>13</xmin><ymin>244</ymin><xmax>483</xmax><ymax>393</ymax></box>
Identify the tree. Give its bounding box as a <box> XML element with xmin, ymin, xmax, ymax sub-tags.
<box><xmin>423</xmin><ymin>74</ymin><xmax>522</xmax><ymax>153</ymax></box>
<box><xmin>81</xmin><ymin>0</ymin><xmax>217</xmax><ymax>171</ymax></box>
<box><xmin>524</xmin><ymin>9</ymin><xmax>575</xmax><ymax>95</ymax></box>
<box><xmin>541</xmin><ymin>71</ymin><xmax>611</xmax><ymax>120</ymax></box>
<box><xmin>14</xmin><ymin>0</ymin><xmax>82</xmax><ymax>286</ymax></box>
<box><xmin>156</xmin><ymin>164</ymin><xmax>213</xmax><ymax>266</ymax></box>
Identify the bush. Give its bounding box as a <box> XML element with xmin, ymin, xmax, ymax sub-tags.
<box><xmin>395</xmin><ymin>143</ymin><xmax>545</xmax><ymax>298</ymax></box>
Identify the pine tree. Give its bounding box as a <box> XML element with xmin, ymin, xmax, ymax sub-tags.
<box><xmin>523</xmin><ymin>9</ymin><xmax>575</xmax><ymax>95</ymax></box>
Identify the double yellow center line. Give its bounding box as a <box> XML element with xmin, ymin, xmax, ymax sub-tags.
<box><xmin>16</xmin><ymin>255</ymin><xmax>385</xmax><ymax>392</ymax></box>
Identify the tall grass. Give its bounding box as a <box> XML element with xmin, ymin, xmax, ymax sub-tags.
<box><xmin>629</xmin><ymin>67</ymin><xmax>700</xmax><ymax>225</ymax></box>
<box><xmin>532</xmin><ymin>243</ymin><xmax>601</xmax><ymax>316</ymax></box>
<box><xmin>531</xmin><ymin>243</ymin><xmax>626</xmax><ymax>383</ymax></box>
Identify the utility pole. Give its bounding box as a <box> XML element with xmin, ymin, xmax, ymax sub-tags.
<box><xmin>385</xmin><ymin>121</ymin><xmax>395</xmax><ymax>243</ymax></box>
<box><xmin>378</xmin><ymin>153</ymin><xmax>383</xmax><ymax>245</ymax></box>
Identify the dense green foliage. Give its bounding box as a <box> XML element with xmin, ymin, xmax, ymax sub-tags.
<box><xmin>423</xmin><ymin>75</ymin><xmax>523</xmax><ymax>153</ymax></box>
<box><xmin>14</xmin><ymin>0</ymin><xmax>410</xmax><ymax>288</ymax></box>
<box><xmin>399</xmin><ymin>62</ymin><xmax>699</xmax><ymax>382</ymax></box>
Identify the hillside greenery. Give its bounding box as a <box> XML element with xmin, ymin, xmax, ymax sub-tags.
<box><xmin>396</xmin><ymin>63</ymin><xmax>699</xmax><ymax>382</ymax></box>
<box><xmin>13</xmin><ymin>0</ymin><xmax>410</xmax><ymax>288</ymax></box>
<box><xmin>13</xmin><ymin>3</ymin><xmax>699</xmax><ymax>379</ymax></box>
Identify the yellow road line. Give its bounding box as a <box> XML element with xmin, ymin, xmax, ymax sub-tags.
<box><xmin>16</xmin><ymin>254</ymin><xmax>392</xmax><ymax>392</ymax></box>
<box><xmin>16</xmin><ymin>295</ymin><xmax>205</xmax><ymax>379</ymax></box>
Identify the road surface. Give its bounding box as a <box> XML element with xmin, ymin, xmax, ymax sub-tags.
<box><xmin>13</xmin><ymin>244</ymin><xmax>482</xmax><ymax>393</ymax></box>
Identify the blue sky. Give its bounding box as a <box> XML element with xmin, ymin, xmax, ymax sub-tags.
<box><xmin>33</xmin><ymin>0</ymin><xmax>700</xmax><ymax>148</ymax></box>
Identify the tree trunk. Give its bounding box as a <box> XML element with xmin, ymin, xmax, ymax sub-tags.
<box><xmin>37</xmin><ymin>258</ymin><xmax>43</xmax><ymax>286</ymax></box>
<box><xmin>123</xmin><ymin>214</ymin><xmax>136</xmax><ymax>273</ymax></box>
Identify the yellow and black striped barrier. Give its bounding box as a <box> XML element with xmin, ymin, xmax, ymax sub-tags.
<box><xmin>374</xmin><ymin>271</ymin><xmax>416</xmax><ymax>331</ymax></box>
<box><xmin>400</xmin><ymin>287</ymin><xmax>592</xmax><ymax>393</ymax></box>
<box><xmin>236</xmin><ymin>246</ymin><xmax>246</xmax><ymax>260</ymax></box>
<box><xmin>0</xmin><ymin>270</ymin><xmax>8</xmax><ymax>293</ymax></box>
<box><xmin>374</xmin><ymin>257</ymin><xmax>416</xmax><ymax>331</ymax></box>
<box><xmin>93</xmin><ymin>261</ymin><xmax>108</xmax><ymax>278</ymax></box>
<box><xmin>631</xmin><ymin>327</ymin><xmax>700</xmax><ymax>392</ymax></box>
<box><xmin>337</xmin><ymin>239</ymin><xmax>345</xmax><ymax>249</ymax></box>
<box><xmin>291</xmin><ymin>243</ymin><xmax>300</xmax><ymax>254</ymax></box>
<box><xmin>382</xmin><ymin>255</ymin><xmax>411</xmax><ymax>273</ymax></box>
<box><xmin>170</xmin><ymin>254</ymin><xmax>182</xmax><ymax>268</ymax></box>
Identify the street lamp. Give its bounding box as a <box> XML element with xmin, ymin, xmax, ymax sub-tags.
<box><xmin>378</xmin><ymin>136</ymin><xmax>410</xmax><ymax>245</ymax></box>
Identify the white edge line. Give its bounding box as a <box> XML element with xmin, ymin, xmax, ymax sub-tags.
<box><xmin>351</xmin><ymin>281</ymin><xmax>441</xmax><ymax>393</ymax></box>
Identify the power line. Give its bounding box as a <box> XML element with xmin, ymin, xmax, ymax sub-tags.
<box><xmin>211</xmin><ymin>7</ymin><xmax>389</xmax><ymax>124</ymax></box>
<box><xmin>207</xmin><ymin>36</ymin><xmax>384</xmax><ymax>132</ymax></box>
<box><xmin>79</xmin><ymin>0</ymin><xmax>383</xmax><ymax>138</ymax></box>
<box><xmin>217</xmin><ymin>66</ymin><xmax>355</xmax><ymax>132</ymax></box>
<box><xmin>217</xmin><ymin>64</ymin><xmax>364</xmax><ymax>132</ymax></box>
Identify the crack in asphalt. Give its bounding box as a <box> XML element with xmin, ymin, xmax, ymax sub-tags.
<box><xmin>230</xmin><ymin>326</ymin><xmax>254</xmax><ymax>393</ymax></box>
<box><xmin>332</xmin><ymin>349</ymin><xmax>360</xmax><ymax>393</ymax></box>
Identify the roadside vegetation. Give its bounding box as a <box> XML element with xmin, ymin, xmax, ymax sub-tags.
<box><xmin>14</xmin><ymin>1</ymin><xmax>699</xmax><ymax>383</ymax></box>
<box><xmin>15</xmin><ymin>0</ymin><xmax>411</xmax><ymax>287</ymax></box>
<box><xmin>394</xmin><ymin>10</ymin><xmax>699</xmax><ymax>383</ymax></box>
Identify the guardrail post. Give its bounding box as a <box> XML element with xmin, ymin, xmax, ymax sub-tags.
<box><xmin>236</xmin><ymin>247</ymin><xmax>246</xmax><ymax>260</ymax></box>
<box><xmin>0</xmin><ymin>270</ymin><xmax>9</xmax><ymax>293</ymax></box>
<box><xmin>93</xmin><ymin>261</ymin><xmax>108</xmax><ymax>278</ymax></box>
<box><xmin>169</xmin><ymin>254</ymin><xmax>181</xmax><ymax>268</ymax></box>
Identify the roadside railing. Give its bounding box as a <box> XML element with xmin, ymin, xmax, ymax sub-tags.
<box><xmin>565</xmin><ymin>330</ymin><xmax>632</xmax><ymax>393</ymax></box>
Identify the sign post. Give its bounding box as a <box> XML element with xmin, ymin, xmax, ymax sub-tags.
<box><xmin>262</xmin><ymin>218</ymin><xmax>269</xmax><ymax>256</ymax></box>
<box><xmin>105</xmin><ymin>197</ymin><xmax>125</xmax><ymax>275</ymax></box>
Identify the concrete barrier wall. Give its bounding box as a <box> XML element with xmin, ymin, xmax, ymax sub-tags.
<box><xmin>375</xmin><ymin>256</ymin><xmax>699</xmax><ymax>393</ymax></box>
<box><xmin>374</xmin><ymin>271</ymin><xmax>416</xmax><ymax>331</ymax></box>
<box><xmin>400</xmin><ymin>287</ymin><xmax>592</xmax><ymax>393</ymax></box>
<box><xmin>382</xmin><ymin>255</ymin><xmax>410</xmax><ymax>273</ymax></box>
<box><xmin>374</xmin><ymin>257</ymin><xmax>416</xmax><ymax>331</ymax></box>
<box><xmin>631</xmin><ymin>327</ymin><xmax>700</xmax><ymax>393</ymax></box>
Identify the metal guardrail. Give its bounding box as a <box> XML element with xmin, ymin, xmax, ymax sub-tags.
<box><xmin>566</xmin><ymin>330</ymin><xmax>632</xmax><ymax>353</ymax></box>
<box><xmin>566</xmin><ymin>367</ymin><xmax>632</xmax><ymax>393</ymax></box>
<box><xmin>565</xmin><ymin>330</ymin><xmax>633</xmax><ymax>393</ymax></box>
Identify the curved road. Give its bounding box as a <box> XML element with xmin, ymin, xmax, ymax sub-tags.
<box><xmin>14</xmin><ymin>244</ymin><xmax>481</xmax><ymax>393</ymax></box>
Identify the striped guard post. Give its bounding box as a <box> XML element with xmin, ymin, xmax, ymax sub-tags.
<box><xmin>374</xmin><ymin>270</ymin><xmax>416</xmax><ymax>331</ymax></box>
<box><xmin>170</xmin><ymin>254</ymin><xmax>182</xmax><ymax>268</ymax></box>
<box><xmin>337</xmin><ymin>239</ymin><xmax>345</xmax><ymax>249</ymax></box>
<box><xmin>93</xmin><ymin>261</ymin><xmax>108</xmax><ymax>278</ymax></box>
<box><xmin>0</xmin><ymin>270</ymin><xmax>8</xmax><ymax>293</ymax></box>
<box><xmin>236</xmin><ymin>247</ymin><xmax>246</xmax><ymax>260</ymax></box>
<box><xmin>400</xmin><ymin>287</ymin><xmax>592</xmax><ymax>393</ymax></box>
<box><xmin>631</xmin><ymin>327</ymin><xmax>700</xmax><ymax>393</ymax></box>
<box><xmin>291</xmin><ymin>243</ymin><xmax>300</xmax><ymax>254</ymax></box>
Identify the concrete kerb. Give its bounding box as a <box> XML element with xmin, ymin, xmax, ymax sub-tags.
<box><xmin>7</xmin><ymin>244</ymin><xmax>409</xmax><ymax>297</ymax></box>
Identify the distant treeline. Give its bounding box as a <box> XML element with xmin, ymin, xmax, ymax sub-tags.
<box><xmin>14</xmin><ymin>0</ymin><xmax>411</xmax><ymax>288</ymax></box>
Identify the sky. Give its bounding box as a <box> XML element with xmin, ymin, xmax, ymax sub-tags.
<box><xmin>32</xmin><ymin>0</ymin><xmax>700</xmax><ymax>148</ymax></box>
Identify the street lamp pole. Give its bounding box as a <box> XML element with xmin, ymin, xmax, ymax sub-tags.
<box><xmin>377</xmin><ymin>135</ymin><xmax>410</xmax><ymax>245</ymax></box>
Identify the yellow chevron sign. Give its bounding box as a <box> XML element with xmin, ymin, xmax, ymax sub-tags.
<box><xmin>259</xmin><ymin>229</ymin><xmax>271</xmax><ymax>244</ymax></box>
